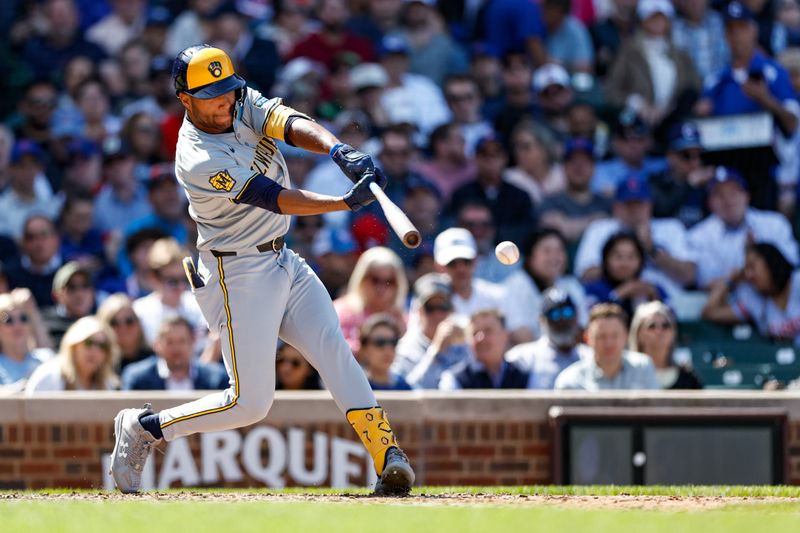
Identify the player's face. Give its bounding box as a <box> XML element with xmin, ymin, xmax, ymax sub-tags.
<box><xmin>181</xmin><ymin>91</ymin><xmax>236</xmax><ymax>133</ymax></box>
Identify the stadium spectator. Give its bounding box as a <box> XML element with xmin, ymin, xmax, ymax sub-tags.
<box><xmin>491</xmin><ymin>52</ymin><xmax>538</xmax><ymax>143</ymax></box>
<box><xmin>482</xmin><ymin>0</ymin><xmax>547</xmax><ymax>66</ymax></box>
<box><xmin>414</xmin><ymin>122</ymin><xmax>476</xmax><ymax>202</ymax></box>
<box><xmin>590</xmin><ymin>0</ymin><xmax>639</xmax><ymax>77</ymax></box>
<box><xmin>21</xmin><ymin>0</ymin><xmax>105</xmax><ymax>80</ymax></box>
<box><xmin>110</xmin><ymin>228</ymin><xmax>166</xmax><ymax>299</ymax></box>
<box><xmin>448</xmin><ymin>134</ymin><xmax>535</xmax><ymax>244</ymax></box>
<box><xmin>584</xmin><ymin>231</ymin><xmax>668</xmax><ymax>319</ymax></box>
<box><xmin>457</xmin><ymin>202</ymin><xmax>518</xmax><ymax>284</ymax></box>
<box><xmin>6</xmin><ymin>215</ymin><xmax>64</xmax><ymax>308</ymax></box>
<box><xmin>703</xmin><ymin>243</ymin><xmax>800</xmax><ymax>346</ymax></box>
<box><xmin>74</xmin><ymin>79</ymin><xmax>120</xmax><ymax>145</ymax></box>
<box><xmin>121</xmin><ymin>316</ymin><xmax>227</xmax><ymax>391</ymax></box>
<box><xmin>555</xmin><ymin>303</ymin><xmax>660</xmax><ymax>390</ymax></box>
<box><xmin>41</xmin><ymin>261</ymin><xmax>96</xmax><ymax>346</ymax></box>
<box><xmin>401</xmin><ymin>0</ymin><xmax>469</xmax><ymax>86</ymax></box>
<box><xmin>141</xmin><ymin>6</ymin><xmax>171</xmax><ymax>57</ymax></box>
<box><xmin>575</xmin><ymin>174</ymin><xmax>697</xmax><ymax>297</ymax></box>
<box><xmin>395</xmin><ymin>179</ymin><xmax>443</xmax><ymax>259</ymax></box>
<box><xmin>0</xmin><ymin>293</ymin><xmax>53</xmax><ymax>388</ymax></box>
<box><xmin>532</xmin><ymin>63</ymin><xmax>576</xmax><ymax>139</ymax></box>
<box><xmin>125</xmin><ymin>164</ymin><xmax>188</xmax><ymax>247</ymax></box>
<box><xmin>606</xmin><ymin>0</ymin><xmax>701</xmax><ymax>128</ymax></box>
<box><xmin>377</xmin><ymin>34</ymin><xmax>450</xmax><ymax>137</ymax></box>
<box><xmin>116</xmin><ymin>40</ymin><xmax>155</xmax><ymax>114</ymax></box>
<box><xmin>85</xmin><ymin>0</ymin><xmax>146</xmax><ymax>56</ymax></box>
<box><xmin>256</xmin><ymin>0</ymin><xmax>316</xmax><ymax>59</ymax></box>
<box><xmin>25</xmin><ymin>315</ymin><xmax>119</xmax><ymax>393</ymax></box>
<box><xmin>647</xmin><ymin>122</ymin><xmax>714</xmax><ymax>227</ymax></box>
<box><xmin>432</xmin><ymin>228</ymin><xmax>504</xmax><ymax>322</ymax></box>
<box><xmin>334</xmin><ymin>246</ymin><xmax>408</xmax><ymax>355</ymax></box>
<box><xmin>121</xmin><ymin>112</ymin><xmax>165</xmax><ymax>181</ymax></box>
<box><xmin>165</xmin><ymin>0</ymin><xmax>221</xmax><ymax>57</ymax></box>
<box><xmin>538</xmin><ymin>137</ymin><xmax>611</xmax><ymax>245</ymax></box>
<box><xmin>629</xmin><ymin>301</ymin><xmax>703</xmax><ymax>389</ymax></box>
<box><xmin>96</xmin><ymin>293</ymin><xmax>152</xmax><ymax>372</ymax></box>
<box><xmin>359</xmin><ymin>313</ymin><xmax>412</xmax><ymax>391</ymax></box>
<box><xmin>394</xmin><ymin>273</ymin><xmax>469</xmax><ymax>389</ymax></box>
<box><xmin>0</xmin><ymin>140</ymin><xmax>61</xmax><ymax>241</ymax></box>
<box><xmin>61</xmin><ymin>137</ymin><xmax>103</xmax><ymax>196</ymax></box>
<box><xmin>275</xmin><ymin>341</ymin><xmax>322</xmax><ymax>391</ymax></box>
<box><xmin>132</xmin><ymin>238</ymin><xmax>204</xmax><ymax>348</ymax></box>
<box><xmin>58</xmin><ymin>193</ymin><xmax>106</xmax><ymax>273</ymax></box>
<box><xmin>93</xmin><ymin>137</ymin><xmax>152</xmax><ymax>236</ymax></box>
<box><xmin>505</xmin><ymin>287</ymin><xmax>591</xmax><ymax>389</ymax></box>
<box><xmin>671</xmin><ymin>0</ymin><xmax>731</xmax><ymax>80</ymax></box>
<box><xmin>688</xmin><ymin>166</ymin><xmax>799</xmax><ymax>288</ymax></box>
<box><xmin>502</xmin><ymin>228</ymin><xmax>588</xmax><ymax>344</ymax></box>
<box><xmin>375</xmin><ymin>125</ymin><xmax>430</xmax><ymax>204</ymax></box>
<box><xmin>10</xmin><ymin>81</ymin><xmax>59</xmax><ymax>149</ymax></box>
<box><xmin>542</xmin><ymin>0</ymin><xmax>595</xmax><ymax>73</ymax></box>
<box><xmin>289</xmin><ymin>0</ymin><xmax>376</xmax><ymax>70</ymax></box>
<box><xmin>444</xmin><ymin>74</ymin><xmax>493</xmax><ymax>156</ymax></box>
<box><xmin>439</xmin><ymin>309</ymin><xmax>528</xmax><ymax>389</ymax></box>
<box><xmin>311</xmin><ymin>226</ymin><xmax>359</xmax><ymax>298</ymax></box>
<box><xmin>593</xmin><ymin>110</ymin><xmax>667</xmax><ymax>198</ymax></box>
<box><xmin>503</xmin><ymin>120</ymin><xmax>566</xmax><ymax>207</ymax></box>
<box><xmin>347</xmin><ymin>0</ymin><xmax>403</xmax><ymax>47</ymax></box>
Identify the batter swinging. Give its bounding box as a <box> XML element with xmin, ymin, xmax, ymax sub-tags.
<box><xmin>109</xmin><ymin>45</ymin><xmax>414</xmax><ymax>495</ymax></box>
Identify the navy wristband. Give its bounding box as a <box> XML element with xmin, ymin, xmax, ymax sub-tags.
<box><xmin>329</xmin><ymin>143</ymin><xmax>344</xmax><ymax>157</ymax></box>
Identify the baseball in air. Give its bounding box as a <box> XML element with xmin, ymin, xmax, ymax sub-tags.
<box><xmin>495</xmin><ymin>241</ymin><xmax>520</xmax><ymax>265</ymax></box>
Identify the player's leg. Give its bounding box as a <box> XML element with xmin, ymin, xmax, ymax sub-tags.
<box><xmin>110</xmin><ymin>253</ymin><xmax>288</xmax><ymax>492</ymax></box>
<box><xmin>276</xmin><ymin>248</ymin><xmax>414</xmax><ymax>495</ymax></box>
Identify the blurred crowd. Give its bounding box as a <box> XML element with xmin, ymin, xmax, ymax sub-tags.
<box><xmin>1</xmin><ymin>0</ymin><xmax>800</xmax><ymax>395</ymax></box>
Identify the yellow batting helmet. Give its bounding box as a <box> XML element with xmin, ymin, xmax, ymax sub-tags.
<box><xmin>172</xmin><ymin>44</ymin><xmax>246</xmax><ymax>99</ymax></box>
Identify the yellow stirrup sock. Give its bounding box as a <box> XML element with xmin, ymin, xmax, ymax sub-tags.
<box><xmin>346</xmin><ymin>406</ymin><xmax>398</xmax><ymax>475</ymax></box>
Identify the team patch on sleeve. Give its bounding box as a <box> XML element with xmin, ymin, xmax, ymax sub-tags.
<box><xmin>209</xmin><ymin>170</ymin><xmax>236</xmax><ymax>192</ymax></box>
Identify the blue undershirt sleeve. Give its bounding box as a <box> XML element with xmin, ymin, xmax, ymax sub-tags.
<box><xmin>233</xmin><ymin>173</ymin><xmax>286</xmax><ymax>213</ymax></box>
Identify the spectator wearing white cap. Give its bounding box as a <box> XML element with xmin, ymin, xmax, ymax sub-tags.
<box><xmin>542</xmin><ymin>0</ymin><xmax>595</xmax><ymax>73</ymax></box>
<box><xmin>688</xmin><ymin>166</ymin><xmax>799</xmax><ymax>288</ymax></box>
<box><xmin>606</xmin><ymin>0</ymin><xmax>701</xmax><ymax>126</ymax></box>
<box><xmin>532</xmin><ymin>63</ymin><xmax>576</xmax><ymax>139</ymax></box>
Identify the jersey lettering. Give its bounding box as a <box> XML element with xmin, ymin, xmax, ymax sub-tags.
<box><xmin>251</xmin><ymin>137</ymin><xmax>278</xmax><ymax>175</ymax></box>
<box><xmin>209</xmin><ymin>170</ymin><xmax>236</xmax><ymax>192</ymax></box>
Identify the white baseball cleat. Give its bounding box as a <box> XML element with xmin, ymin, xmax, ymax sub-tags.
<box><xmin>109</xmin><ymin>403</ymin><xmax>161</xmax><ymax>493</ymax></box>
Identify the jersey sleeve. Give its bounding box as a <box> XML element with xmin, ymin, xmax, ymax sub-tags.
<box><xmin>237</xmin><ymin>87</ymin><xmax>312</xmax><ymax>143</ymax></box>
<box><xmin>176</xmin><ymin>148</ymin><xmax>263</xmax><ymax>200</ymax></box>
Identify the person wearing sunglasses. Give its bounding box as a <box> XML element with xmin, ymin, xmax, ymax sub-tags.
<box><xmin>276</xmin><ymin>341</ymin><xmax>322</xmax><ymax>391</ymax></box>
<box><xmin>96</xmin><ymin>293</ymin><xmax>153</xmax><ymax>372</ymax></box>
<box><xmin>132</xmin><ymin>238</ymin><xmax>205</xmax><ymax>349</ymax></box>
<box><xmin>0</xmin><ymin>293</ymin><xmax>54</xmax><ymax>390</ymax></box>
<box><xmin>25</xmin><ymin>316</ymin><xmax>120</xmax><ymax>393</ymax></box>
<box><xmin>647</xmin><ymin>122</ymin><xmax>713</xmax><ymax>228</ymax></box>
<box><xmin>506</xmin><ymin>288</ymin><xmax>593</xmax><ymax>389</ymax></box>
<box><xmin>41</xmin><ymin>261</ymin><xmax>97</xmax><ymax>346</ymax></box>
<box><xmin>629</xmin><ymin>301</ymin><xmax>702</xmax><ymax>389</ymax></box>
<box><xmin>393</xmin><ymin>273</ymin><xmax>469</xmax><ymax>389</ymax></box>
<box><xmin>121</xmin><ymin>316</ymin><xmax>228</xmax><ymax>392</ymax></box>
<box><xmin>359</xmin><ymin>314</ymin><xmax>411</xmax><ymax>391</ymax></box>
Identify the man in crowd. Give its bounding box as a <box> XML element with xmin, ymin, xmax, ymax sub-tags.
<box><xmin>688</xmin><ymin>166</ymin><xmax>799</xmax><ymax>288</ymax></box>
<box><xmin>671</xmin><ymin>0</ymin><xmax>730</xmax><ymax>80</ymax></box>
<box><xmin>122</xmin><ymin>316</ymin><xmax>227</xmax><ymax>391</ymax></box>
<box><xmin>393</xmin><ymin>273</ymin><xmax>469</xmax><ymax>389</ymax></box>
<box><xmin>6</xmin><ymin>215</ymin><xmax>63</xmax><ymax>308</ymax></box>
<box><xmin>457</xmin><ymin>202</ymin><xmax>518</xmax><ymax>283</ymax></box>
<box><xmin>414</xmin><ymin>122</ymin><xmax>476</xmax><ymax>202</ymax></box>
<box><xmin>41</xmin><ymin>261</ymin><xmax>95</xmax><ymax>345</ymax></box>
<box><xmin>439</xmin><ymin>309</ymin><xmax>528</xmax><ymax>389</ymax></box>
<box><xmin>443</xmin><ymin>74</ymin><xmax>493</xmax><ymax>156</ymax></box>
<box><xmin>555</xmin><ymin>303</ymin><xmax>660</xmax><ymax>390</ymax></box>
<box><xmin>506</xmin><ymin>288</ymin><xmax>591</xmax><ymax>389</ymax></box>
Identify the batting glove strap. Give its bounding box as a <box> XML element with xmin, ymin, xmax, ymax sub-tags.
<box><xmin>343</xmin><ymin>169</ymin><xmax>387</xmax><ymax>211</ymax></box>
<box><xmin>331</xmin><ymin>143</ymin><xmax>375</xmax><ymax>184</ymax></box>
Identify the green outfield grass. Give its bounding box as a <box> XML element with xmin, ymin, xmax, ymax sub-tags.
<box><xmin>3</xmin><ymin>486</ymin><xmax>799</xmax><ymax>533</ymax></box>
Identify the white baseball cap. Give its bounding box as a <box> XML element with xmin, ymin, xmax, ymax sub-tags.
<box><xmin>434</xmin><ymin>228</ymin><xmax>477</xmax><ymax>266</ymax></box>
<box><xmin>637</xmin><ymin>0</ymin><xmax>675</xmax><ymax>20</ymax></box>
<box><xmin>349</xmin><ymin>63</ymin><xmax>389</xmax><ymax>91</ymax></box>
<box><xmin>532</xmin><ymin>63</ymin><xmax>571</xmax><ymax>93</ymax></box>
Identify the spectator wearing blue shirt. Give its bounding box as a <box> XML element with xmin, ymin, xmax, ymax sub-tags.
<box><xmin>542</xmin><ymin>0</ymin><xmax>595</xmax><ymax>73</ymax></box>
<box><xmin>482</xmin><ymin>0</ymin><xmax>547</xmax><ymax>65</ymax></box>
<box><xmin>359</xmin><ymin>313</ymin><xmax>413</xmax><ymax>391</ymax></box>
<box><xmin>94</xmin><ymin>137</ymin><xmax>153</xmax><ymax>236</ymax></box>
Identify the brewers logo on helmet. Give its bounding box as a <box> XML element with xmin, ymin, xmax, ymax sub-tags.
<box><xmin>172</xmin><ymin>45</ymin><xmax>246</xmax><ymax>99</ymax></box>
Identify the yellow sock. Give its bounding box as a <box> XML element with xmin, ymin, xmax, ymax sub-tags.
<box><xmin>346</xmin><ymin>406</ymin><xmax>398</xmax><ymax>475</ymax></box>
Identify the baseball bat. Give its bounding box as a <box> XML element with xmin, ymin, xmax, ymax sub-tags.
<box><xmin>368</xmin><ymin>182</ymin><xmax>421</xmax><ymax>248</ymax></box>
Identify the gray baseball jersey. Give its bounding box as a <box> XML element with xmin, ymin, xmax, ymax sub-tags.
<box><xmin>175</xmin><ymin>87</ymin><xmax>291</xmax><ymax>252</ymax></box>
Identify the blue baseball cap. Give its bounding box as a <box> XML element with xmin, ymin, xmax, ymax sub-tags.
<box><xmin>475</xmin><ymin>133</ymin><xmax>505</xmax><ymax>155</ymax></box>
<box><xmin>378</xmin><ymin>35</ymin><xmax>410</xmax><ymax>57</ymax></box>
<box><xmin>616</xmin><ymin>174</ymin><xmax>652</xmax><ymax>202</ymax></box>
<box><xmin>708</xmin><ymin>166</ymin><xmax>747</xmax><ymax>193</ymax></box>
<box><xmin>724</xmin><ymin>1</ymin><xmax>755</xmax><ymax>24</ymax></box>
<box><xmin>11</xmin><ymin>139</ymin><xmax>43</xmax><ymax>163</ymax></box>
<box><xmin>564</xmin><ymin>137</ymin><xmax>594</xmax><ymax>159</ymax></box>
<box><xmin>668</xmin><ymin>122</ymin><xmax>702</xmax><ymax>152</ymax></box>
<box><xmin>67</xmin><ymin>138</ymin><xmax>99</xmax><ymax>159</ymax></box>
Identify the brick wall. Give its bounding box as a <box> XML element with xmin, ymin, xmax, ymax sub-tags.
<box><xmin>1</xmin><ymin>391</ymin><xmax>799</xmax><ymax>489</ymax></box>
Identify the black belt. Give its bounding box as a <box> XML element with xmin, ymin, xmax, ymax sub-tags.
<box><xmin>211</xmin><ymin>236</ymin><xmax>285</xmax><ymax>257</ymax></box>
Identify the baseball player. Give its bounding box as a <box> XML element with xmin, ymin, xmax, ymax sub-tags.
<box><xmin>109</xmin><ymin>45</ymin><xmax>414</xmax><ymax>495</ymax></box>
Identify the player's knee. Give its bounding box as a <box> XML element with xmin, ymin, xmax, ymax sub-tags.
<box><xmin>236</xmin><ymin>395</ymin><xmax>274</xmax><ymax>425</ymax></box>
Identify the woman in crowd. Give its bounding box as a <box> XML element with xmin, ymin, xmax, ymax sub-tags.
<box><xmin>359</xmin><ymin>314</ymin><xmax>412</xmax><ymax>391</ymax></box>
<box><xmin>121</xmin><ymin>112</ymin><xmax>164</xmax><ymax>181</ymax></box>
<box><xmin>502</xmin><ymin>228</ymin><xmax>588</xmax><ymax>344</ymax></box>
<box><xmin>584</xmin><ymin>231</ymin><xmax>667</xmax><ymax>319</ymax></box>
<box><xmin>503</xmin><ymin>121</ymin><xmax>566</xmax><ymax>206</ymax></box>
<box><xmin>629</xmin><ymin>301</ymin><xmax>702</xmax><ymax>389</ymax></box>
<box><xmin>25</xmin><ymin>316</ymin><xmax>120</xmax><ymax>393</ymax></box>
<box><xmin>0</xmin><ymin>293</ymin><xmax>53</xmax><ymax>389</ymax></box>
<box><xmin>334</xmin><ymin>246</ymin><xmax>408</xmax><ymax>355</ymax></box>
<box><xmin>96</xmin><ymin>293</ymin><xmax>152</xmax><ymax>372</ymax></box>
<box><xmin>703</xmin><ymin>243</ymin><xmax>800</xmax><ymax>345</ymax></box>
<box><xmin>275</xmin><ymin>341</ymin><xmax>321</xmax><ymax>390</ymax></box>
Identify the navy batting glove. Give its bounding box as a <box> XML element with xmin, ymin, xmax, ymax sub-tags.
<box><xmin>343</xmin><ymin>168</ymin><xmax>388</xmax><ymax>211</ymax></box>
<box><xmin>331</xmin><ymin>143</ymin><xmax>375</xmax><ymax>184</ymax></box>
